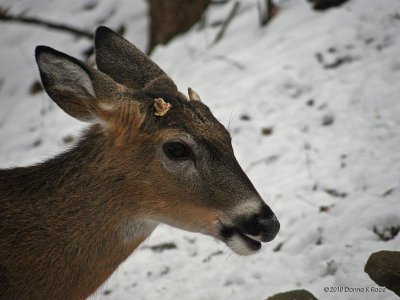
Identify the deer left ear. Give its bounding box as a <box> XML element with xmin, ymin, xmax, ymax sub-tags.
<box><xmin>35</xmin><ymin>46</ymin><xmax>120</xmax><ymax>123</ymax></box>
<box><xmin>94</xmin><ymin>26</ymin><xmax>177</xmax><ymax>93</ymax></box>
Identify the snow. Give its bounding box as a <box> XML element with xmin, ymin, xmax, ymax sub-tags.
<box><xmin>1</xmin><ymin>0</ymin><xmax>400</xmax><ymax>299</ymax></box>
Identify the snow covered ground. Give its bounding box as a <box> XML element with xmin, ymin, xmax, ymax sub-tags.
<box><xmin>1</xmin><ymin>0</ymin><xmax>399</xmax><ymax>299</ymax></box>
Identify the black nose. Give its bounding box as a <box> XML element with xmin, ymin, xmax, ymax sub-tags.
<box><xmin>257</xmin><ymin>215</ymin><xmax>280</xmax><ymax>242</ymax></box>
<box><xmin>240</xmin><ymin>207</ymin><xmax>280</xmax><ymax>242</ymax></box>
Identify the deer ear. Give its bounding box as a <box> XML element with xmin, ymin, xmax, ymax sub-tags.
<box><xmin>35</xmin><ymin>46</ymin><xmax>119</xmax><ymax>122</ymax></box>
<box><xmin>94</xmin><ymin>26</ymin><xmax>177</xmax><ymax>92</ymax></box>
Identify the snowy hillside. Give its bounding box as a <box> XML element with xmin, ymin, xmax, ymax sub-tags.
<box><xmin>1</xmin><ymin>0</ymin><xmax>399</xmax><ymax>299</ymax></box>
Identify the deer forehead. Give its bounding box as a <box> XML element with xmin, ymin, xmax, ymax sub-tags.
<box><xmin>163</xmin><ymin>102</ymin><xmax>231</xmax><ymax>142</ymax></box>
<box><xmin>142</xmin><ymin>99</ymin><xmax>230</xmax><ymax>142</ymax></box>
<box><xmin>97</xmin><ymin>90</ymin><xmax>232</xmax><ymax>153</ymax></box>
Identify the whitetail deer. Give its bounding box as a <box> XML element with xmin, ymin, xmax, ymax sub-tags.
<box><xmin>0</xmin><ymin>26</ymin><xmax>280</xmax><ymax>299</ymax></box>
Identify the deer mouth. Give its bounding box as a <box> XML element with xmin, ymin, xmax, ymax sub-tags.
<box><xmin>219</xmin><ymin>226</ymin><xmax>262</xmax><ymax>256</ymax></box>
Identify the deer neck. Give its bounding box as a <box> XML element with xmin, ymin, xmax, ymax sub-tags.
<box><xmin>42</xmin><ymin>125</ymin><xmax>158</xmax><ymax>275</ymax></box>
<box><xmin>1</xmin><ymin>125</ymin><xmax>157</xmax><ymax>299</ymax></box>
<box><xmin>27</xmin><ymin>125</ymin><xmax>156</xmax><ymax>236</ymax></box>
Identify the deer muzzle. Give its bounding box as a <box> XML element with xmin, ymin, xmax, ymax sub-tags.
<box><xmin>218</xmin><ymin>203</ymin><xmax>280</xmax><ymax>255</ymax></box>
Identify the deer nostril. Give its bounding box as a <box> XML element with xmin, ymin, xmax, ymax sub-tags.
<box><xmin>257</xmin><ymin>215</ymin><xmax>275</xmax><ymax>231</ymax></box>
<box><xmin>236</xmin><ymin>203</ymin><xmax>280</xmax><ymax>242</ymax></box>
<box><xmin>238</xmin><ymin>213</ymin><xmax>280</xmax><ymax>241</ymax></box>
<box><xmin>258</xmin><ymin>215</ymin><xmax>280</xmax><ymax>242</ymax></box>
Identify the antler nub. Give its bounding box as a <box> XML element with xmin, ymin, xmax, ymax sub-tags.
<box><xmin>154</xmin><ymin>98</ymin><xmax>172</xmax><ymax>116</ymax></box>
<box><xmin>188</xmin><ymin>87</ymin><xmax>201</xmax><ymax>102</ymax></box>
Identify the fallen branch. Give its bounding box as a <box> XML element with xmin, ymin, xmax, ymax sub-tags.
<box><xmin>0</xmin><ymin>8</ymin><xmax>92</xmax><ymax>39</ymax></box>
<box><xmin>212</xmin><ymin>1</ymin><xmax>240</xmax><ymax>45</ymax></box>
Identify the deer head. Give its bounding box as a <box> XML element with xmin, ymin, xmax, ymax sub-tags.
<box><xmin>35</xmin><ymin>26</ymin><xmax>279</xmax><ymax>256</ymax></box>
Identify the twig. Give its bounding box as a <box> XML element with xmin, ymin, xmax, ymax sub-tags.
<box><xmin>211</xmin><ymin>54</ymin><xmax>245</xmax><ymax>70</ymax></box>
<box><xmin>212</xmin><ymin>1</ymin><xmax>240</xmax><ymax>45</ymax></box>
<box><xmin>210</xmin><ymin>0</ymin><xmax>230</xmax><ymax>5</ymax></box>
<box><xmin>0</xmin><ymin>10</ymin><xmax>92</xmax><ymax>39</ymax></box>
<box><xmin>257</xmin><ymin>0</ymin><xmax>278</xmax><ymax>26</ymax></box>
<box><xmin>245</xmin><ymin>154</ymin><xmax>278</xmax><ymax>173</ymax></box>
<box><xmin>304</xmin><ymin>141</ymin><xmax>313</xmax><ymax>179</ymax></box>
<box><xmin>246</xmin><ymin>157</ymin><xmax>268</xmax><ymax>173</ymax></box>
<box><xmin>296</xmin><ymin>194</ymin><xmax>318</xmax><ymax>208</ymax></box>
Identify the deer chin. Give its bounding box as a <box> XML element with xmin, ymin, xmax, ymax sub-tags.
<box><xmin>219</xmin><ymin>226</ymin><xmax>262</xmax><ymax>256</ymax></box>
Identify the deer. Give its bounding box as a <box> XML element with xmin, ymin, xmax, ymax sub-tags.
<box><xmin>0</xmin><ymin>26</ymin><xmax>280</xmax><ymax>300</ymax></box>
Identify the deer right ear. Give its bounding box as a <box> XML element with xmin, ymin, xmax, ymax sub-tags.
<box><xmin>36</xmin><ymin>46</ymin><xmax>119</xmax><ymax>123</ymax></box>
<box><xmin>94</xmin><ymin>26</ymin><xmax>177</xmax><ymax>92</ymax></box>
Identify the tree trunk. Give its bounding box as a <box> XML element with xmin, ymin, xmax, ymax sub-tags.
<box><xmin>148</xmin><ymin>0</ymin><xmax>210</xmax><ymax>54</ymax></box>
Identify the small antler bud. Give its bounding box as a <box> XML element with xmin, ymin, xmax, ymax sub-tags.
<box><xmin>154</xmin><ymin>98</ymin><xmax>172</xmax><ymax>116</ymax></box>
<box><xmin>188</xmin><ymin>87</ymin><xmax>201</xmax><ymax>102</ymax></box>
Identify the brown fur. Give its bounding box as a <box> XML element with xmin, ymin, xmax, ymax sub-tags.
<box><xmin>0</xmin><ymin>27</ymin><xmax>278</xmax><ymax>299</ymax></box>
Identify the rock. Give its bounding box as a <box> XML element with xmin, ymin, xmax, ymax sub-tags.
<box><xmin>364</xmin><ymin>250</ymin><xmax>400</xmax><ymax>296</ymax></box>
<box><xmin>267</xmin><ymin>289</ymin><xmax>317</xmax><ymax>300</ymax></box>
<box><xmin>240</xmin><ymin>114</ymin><xmax>251</xmax><ymax>121</ymax></box>
<box><xmin>309</xmin><ymin>0</ymin><xmax>349</xmax><ymax>10</ymax></box>
<box><xmin>29</xmin><ymin>80</ymin><xmax>43</xmax><ymax>95</ymax></box>
<box><xmin>261</xmin><ymin>127</ymin><xmax>274</xmax><ymax>136</ymax></box>
<box><xmin>321</xmin><ymin>114</ymin><xmax>334</xmax><ymax>126</ymax></box>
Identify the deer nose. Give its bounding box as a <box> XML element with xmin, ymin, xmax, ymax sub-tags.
<box><xmin>240</xmin><ymin>207</ymin><xmax>280</xmax><ymax>242</ymax></box>
<box><xmin>257</xmin><ymin>215</ymin><xmax>280</xmax><ymax>242</ymax></box>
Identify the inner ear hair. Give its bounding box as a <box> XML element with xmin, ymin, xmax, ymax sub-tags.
<box><xmin>36</xmin><ymin>46</ymin><xmax>96</xmax><ymax>97</ymax></box>
<box><xmin>35</xmin><ymin>46</ymin><xmax>119</xmax><ymax>123</ymax></box>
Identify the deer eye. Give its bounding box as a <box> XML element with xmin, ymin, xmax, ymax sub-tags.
<box><xmin>163</xmin><ymin>142</ymin><xmax>192</xmax><ymax>160</ymax></box>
